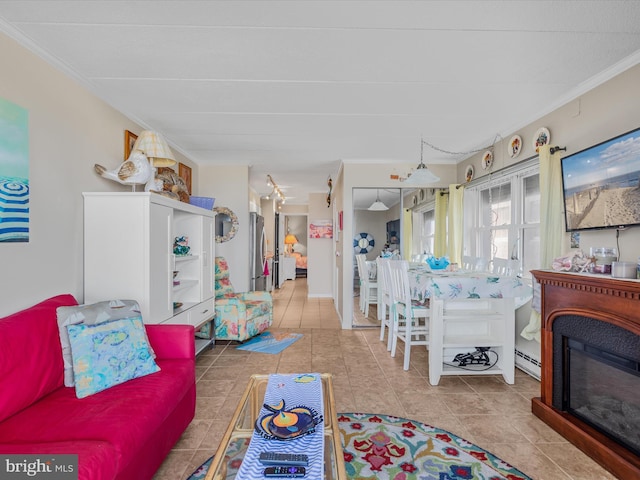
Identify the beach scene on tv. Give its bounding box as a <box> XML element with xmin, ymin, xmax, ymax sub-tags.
<box><xmin>562</xmin><ymin>128</ymin><xmax>640</xmax><ymax>231</ymax></box>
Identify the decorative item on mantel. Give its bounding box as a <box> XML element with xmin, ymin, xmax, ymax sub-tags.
<box><xmin>155</xmin><ymin>170</ymin><xmax>190</xmax><ymax>203</ymax></box>
<box><xmin>94</xmin><ymin>130</ymin><xmax>178</xmax><ymax>194</ymax></box>
<box><xmin>551</xmin><ymin>250</ymin><xmax>594</xmax><ymax>273</ymax></box>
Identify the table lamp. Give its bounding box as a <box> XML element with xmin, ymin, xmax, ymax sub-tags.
<box><xmin>284</xmin><ymin>234</ymin><xmax>298</xmax><ymax>254</ymax></box>
<box><xmin>131</xmin><ymin>130</ymin><xmax>177</xmax><ymax>191</ymax></box>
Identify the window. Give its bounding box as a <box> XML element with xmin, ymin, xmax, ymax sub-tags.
<box><xmin>411</xmin><ymin>204</ymin><xmax>435</xmax><ymax>256</ymax></box>
<box><xmin>464</xmin><ymin>158</ymin><xmax>540</xmax><ymax>278</ymax></box>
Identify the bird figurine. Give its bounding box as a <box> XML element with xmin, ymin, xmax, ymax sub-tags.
<box><xmin>94</xmin><ymin>151</ymin><xmax>155</xmax><ymax>190</ymax></box>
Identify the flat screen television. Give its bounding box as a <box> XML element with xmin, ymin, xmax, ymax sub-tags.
<box><xmin>561</xmin><ymin>126</ymin><xmax>640</xmax><ymax>232</ymax></box>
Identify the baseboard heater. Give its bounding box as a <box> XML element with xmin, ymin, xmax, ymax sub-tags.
<box><xmin>515</xmin><ymin>348</ymin><xmax>541</xmax><ymax>380</ymax></box>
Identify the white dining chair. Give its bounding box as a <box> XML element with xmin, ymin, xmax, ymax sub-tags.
<box><xmin>376</xmin><ymin>257</ymin><xmax>393</xmax><ymax>350</ymax></box>
<box><xmin>462</xmin><ymin>255</ymin><xmax>475</xmax><ymax>271</ymax></box>
<box><xmin>387</xmin><ymin>259</ymin><xmax>429</xmax><ymax>370</ymax></box>
<box><xmin>462</xmin><ymin>255</ymin><xmax>489</xmax><ymax>272</ymax></box>
<box><xmin>356</xmin><ymin>254</ymin><xmax>377</xmax><ymax>318</ymax></box>
<box><xmin>491</xmin><ymin>257</ymin><xmax>520</xmax><ymax>276</ymax></box>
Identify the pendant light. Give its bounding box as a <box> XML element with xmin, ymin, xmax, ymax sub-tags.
<box><xmin>403</xmin><ymin>138</ymin><xmax>440</xmax><ymax>185</ymax></box>
<box><xmin>368</xmin><ymin>189</ymin><xmax>389</xmax><ymax>211</ymax></box>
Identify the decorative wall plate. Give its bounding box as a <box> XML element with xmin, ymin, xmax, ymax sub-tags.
<box><xmin>419</xmin><ymin>188</ymin><xmax>426</xmax><ymax>201</ymax></box>
<box><xmin>508</xmin><ymin>135</ymin><xmax>522</xmax><ymax>158</ymax></box>
<box><xmin>481</xmin><ymin>151</ymin><xmax>493</xmax><ymax>170</ymax></box>
<box><xmin>533</xmin><ymin>127</ymin><xmax>551</xmax><ymax>152</ymax></box>
<box><xmin>465</xmin><ymin>165</ymin><xmax>474</xmax><ymax>183</ymax></box>
<box><xmin>353</xmin><ymin>233</ymin><xmax>375</xmax><ymax>253</ymax></box>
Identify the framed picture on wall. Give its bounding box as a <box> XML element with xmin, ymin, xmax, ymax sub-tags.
<box><xmin>179</xmin><ymin>163</ymin><xmax>192</xmax><ymax>194</ymax></box>
<box><xmin>124</xmin><ymin>130</ymin><xmax>137</xmax><ymax>160</ymax></box>
<box><xmin>309</xmin><ymin>220</ymin><xmax>333</xmax><ymax>239</ymax></box>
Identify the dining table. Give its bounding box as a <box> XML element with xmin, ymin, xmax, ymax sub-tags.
<box><xmin>407</xmin><ymin>263</ymin><xmax>533</xmax><ymax>307</ymax></box>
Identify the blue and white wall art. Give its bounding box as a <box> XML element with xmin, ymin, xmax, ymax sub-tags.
<box><xmin>0</xmin><ymin>97</ymin><xmax>29</xmax><ymax>242</ymax></box>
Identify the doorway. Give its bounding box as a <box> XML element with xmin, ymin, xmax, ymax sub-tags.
<box><xmin>351</xmin><ymin>188</ymin><xmax>402</xmax><ymax>327</ymax></box>
<box><xmin>280</xmin><ymin>214</ymin><xmax>308</xmax><ymax>287</ymax></box>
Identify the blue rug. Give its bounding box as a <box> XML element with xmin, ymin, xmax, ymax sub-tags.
<box><xmin>235</xmin><ymin>332</ymin><xmax>303</xmax><ymax>354</ymax></box>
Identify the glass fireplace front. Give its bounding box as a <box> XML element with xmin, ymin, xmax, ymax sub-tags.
<box><xmin>565</xmin><ymin>337</ymin><xmax>640</xmax><ymax>456</ymax></box>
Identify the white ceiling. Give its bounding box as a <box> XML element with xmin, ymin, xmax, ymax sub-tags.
<box><xmin>1</xmin><ymin>1</ymin><xmax>639</xmax><ymax>205</ymax></box>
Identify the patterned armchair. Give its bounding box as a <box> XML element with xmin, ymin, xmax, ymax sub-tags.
<box><xmin>214</xmin><ymin>256</ymin><xmax>273</xmax><ymax>341</ymax></box>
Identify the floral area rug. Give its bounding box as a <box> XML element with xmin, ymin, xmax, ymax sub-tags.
<box><xmin>339</xmin><ymin>413</ymin><xmax>531</xmax><ymax>480</ymax></box>
<box><xmin>186</xmin><ymin>413</ymin><xmax>532</xmax><ymax>480</ymax></box>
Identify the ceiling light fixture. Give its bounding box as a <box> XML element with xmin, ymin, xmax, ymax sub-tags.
<box><xmin>368</xmin><ymin>189</ymin><xmax>389</xmax><ymax>211</ymax></box>
<box><xmin>403</xmin><ymin>138</ymin><xmax>440</xmax><ymax>185</ymax></box>
<box><xmin>266</xmin><ymin>174</ymin><xmax>286</xmax><ymax>202</ymax></box>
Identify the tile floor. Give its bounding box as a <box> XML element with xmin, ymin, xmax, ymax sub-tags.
<box><xmin>153</xmin><ymin>278</ymin><xmax>617</xmax><ymax>480</ymax></box>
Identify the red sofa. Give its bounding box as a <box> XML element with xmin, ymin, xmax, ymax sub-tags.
<box><xmin>0</xmin><ymin>294</ymin><xmax>196</xmax><ymax>480</ymax></box>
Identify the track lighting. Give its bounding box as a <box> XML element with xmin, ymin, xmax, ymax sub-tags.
<box><xmin>265</xmin><ymin>174</ymin><xmax>285</xmax><ymax>202</ymax></box>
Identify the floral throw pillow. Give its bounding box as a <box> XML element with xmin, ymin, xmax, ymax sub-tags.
<box><xmin>67</xmin><ymin>316</ymin><xmax>160</xmax><ymax>398</ymax></box>
<box><xmin>56</xmin><ymin>300</ymin><xmax>155</xmax><ymax>387</ymax></box>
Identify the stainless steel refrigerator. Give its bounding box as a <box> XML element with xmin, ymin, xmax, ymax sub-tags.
<box><xmin>249</xmin><ymin>212</ymin><xmax>267</xmax><ymax>291</ymax></box>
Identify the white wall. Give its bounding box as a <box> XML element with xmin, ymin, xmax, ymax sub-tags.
<box><xmin>0</xmin><ymin>33</ymin><xmax>198</xmax><ymax>317</ymax></box>
<box><xmin>307</xmin><ymin>192</ymin><xmax>334</xmax><ymax>298</ymax></box>
<box><xmin>197</xmin><ymin>164</ymin><xmax>250</xmax><ymax>292</ymax></box>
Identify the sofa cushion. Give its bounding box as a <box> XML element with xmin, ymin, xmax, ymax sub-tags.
<box><xmin>0</xmin><ymin>357</ymin><xmax>193</xmax><ymax>472</ymax></box>
<box><xmin>0</xmin><ymin>294</ymin><xmax>77</xmax><ymax>423</ymax></box>
<box><xmin>68</xmin><ymin>316</ymin><xmax>160</xmax><ymax>398</ymax></box>
<box><xmin>56</xmin><ymin>299</ymin><xmax>155</xmax><ymax>387</ymax></box>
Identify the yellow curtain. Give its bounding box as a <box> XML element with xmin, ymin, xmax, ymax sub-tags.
<box><xmin>434</xmin><ymin>189</ymin><xmax>448</xmax><ymax>257</ymax></box>
<box><xmin>521</xmin><ymin>144</ymin><xmax>564</xmax><ymax>342</ymax></box>
<box><xmin>402</xmin><ymin>208</ymin><xmax>412</xmax><ymax>260</ymax></box>
<box><xmin>447</xmin><ymin>184</ymin><xmax>464</xmax><ymax>265</ymax></box>
<box><xmin>539</xmin><ymin>145</ymin><xmax>565</xmax><ymax>268</ymax></box>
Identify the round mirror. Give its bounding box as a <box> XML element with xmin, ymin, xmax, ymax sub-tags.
<box><xmin>214</xmin><ymin>206</ymin><xmax>239</xmax><ymax>243</ymax></box>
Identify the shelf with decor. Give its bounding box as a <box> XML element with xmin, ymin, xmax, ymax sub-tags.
<box><xmin>83</xmin><ymin>193</ymin><xmax>215</xmax><ymax>343</ymax></box>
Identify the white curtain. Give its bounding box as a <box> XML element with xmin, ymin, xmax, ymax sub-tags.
<box><xmin>521</xmin><ymin>144</ymin><xmax>564</xmax><ymax>342</ymax></box>
<box><xmin>402</xmin><ymin>208</ymin><xmax>412</xmax><ymax>260</ymax></box>
<box><xmin>434</xmin><ymin>189</ymin><xmax>448</xmax><ymax>257</ymax></box>
<box><xmin>447</xmin><ymin>184</ymin><xmax>464</xmax><ymax>265</ymax></box>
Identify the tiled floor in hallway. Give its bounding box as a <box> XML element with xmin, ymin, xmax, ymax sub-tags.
<box><xmin>153</xmin><ymin>278</ymin><xmax>617</xmax><ymax>480</ymax></box>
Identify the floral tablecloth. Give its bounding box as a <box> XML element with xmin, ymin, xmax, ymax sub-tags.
<box><xmin>408</xmin><ymin>265</ymin><xmax>532</xmax><ymax>306</ymax></box>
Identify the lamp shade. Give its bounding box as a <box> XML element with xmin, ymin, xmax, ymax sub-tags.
<box><xmin>368</xmin><ymin>190</ymin><xmax>389</xmax><ymax>211</ymax></box>
<box><xmin>403</xmin><ymin>163</ymin><xmax>440</xmax><ymax>185</ymax></box>
<box><xmin>284</xmin><ymin>234</ymin><xmax>298</xmax><ymax>245</ymax></box>
<box><xmin>131</xmin><ymin>130</ymin><xmax>177</xmax><ymax>167</ymax></box>
<box><xmin>404</xmin><ymin>138</ymin><xmax>440</xmax><ymax>185</ymax></box>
